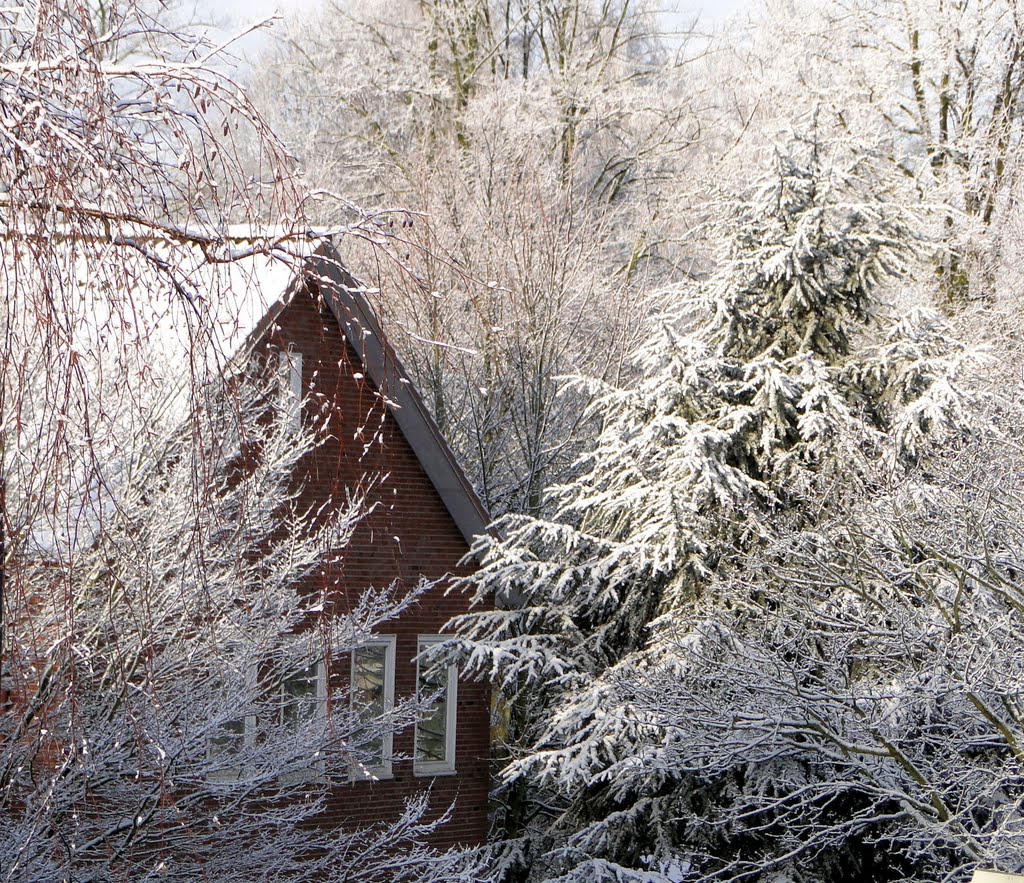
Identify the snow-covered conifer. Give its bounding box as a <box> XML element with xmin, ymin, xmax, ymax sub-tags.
<box><xmin>447</xmin><ymin>137</ymin><xmax>974</xmax><ymax>881</ymax></box>
<box><xmin>618</xmin><ymin>420</ymin><xmax>1024</xmax><ymax>882</ymax></box>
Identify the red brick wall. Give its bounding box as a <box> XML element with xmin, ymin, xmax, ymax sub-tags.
<box><xmin>265</xmin><ymin>281</ymin><xmax>490</xmax><ymax>849</ymax></box>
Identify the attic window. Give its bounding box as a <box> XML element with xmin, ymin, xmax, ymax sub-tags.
<box><xmin>278</xmin><ymin>348</ymin><xmax>303</xmax><ymax>433</ymax></box>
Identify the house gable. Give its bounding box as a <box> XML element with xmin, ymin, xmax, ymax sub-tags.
<box><xmin>244</xmin><ymin>245</ymin><xmax>490</xmax><ymax>848</ymax></box>
<box><xmin>231</xmin><ymin>239</ymin><xmax>489</xmax><ymax>550</ymax></box>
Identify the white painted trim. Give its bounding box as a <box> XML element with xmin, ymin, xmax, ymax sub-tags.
<box><xmin>311</xmin><ymin>245</ymin><xmax>491</xmax><ymax>548</ymax></box>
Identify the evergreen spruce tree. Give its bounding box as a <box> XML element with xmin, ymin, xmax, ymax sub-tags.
<box><xmin>447</xmin><ymin>138</ymin><xmax>974</xmax><ymax>881</ymax></box>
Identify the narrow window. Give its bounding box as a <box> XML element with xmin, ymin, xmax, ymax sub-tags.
<box><xmin>278</xmin><ymin>348</ymin><xmax>303</xmax><ymax>432</ymax></box>
<box><xmin>206</xmin><ymin>660</ymin><xmax>255</xmax><ymax>781</ymax></box>
<box><xmin>275</xmin><ymin>659</ymin><xmax>328</xmax><ymax>782</ymax></box>
<box><xmin>414</xmin><ymin>636</ymin><xmax>457</xmax><ymax>775</ymax></box>
<box><xmin>350</xmin><ymin>637</ymin><xmax>396</xmax><ymax>778</ymax></box>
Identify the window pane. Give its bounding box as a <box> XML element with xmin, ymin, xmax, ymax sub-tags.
<box><xmin>281</xmin><ymin>663</ymin><xmax>319</xmax><ymax>729</ymax></box>
<box><xmin>209</xmin><ymin>717</ymin><xmax>245</xmax><ymax>758</ymax></box>
<box><xmin>208</xmin><ymin>665</ymin><xmax>247</xmax><ymax>762</ymax></box>
<box><xmin>278</xmin><ymin>350</ymin><xmax>302</xmax><ymax>432</ymax></box>
<box><xmin>416</xmin><ymin>648</ymin><xmax>449</xmax><ymax>765</ymax></box>
<box><xmin>353</xmin><ymin>645</ymin><xmax>387</xmax><ymax>763</ymax></box>
<box><xmin>415</xmin><ymin>691</ymin><xmax>448</xmax><ymax>763</ymax></box>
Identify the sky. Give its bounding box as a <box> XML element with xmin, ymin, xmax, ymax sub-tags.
<box><xmin>205</xmin><ymin>0</ymin><xmax>756</xmax><ymax>66</ymax></box>
<box><xmin>213</xmin><ymin>0</ymin><xmax>754</xmax><ymax>33</ymax></box>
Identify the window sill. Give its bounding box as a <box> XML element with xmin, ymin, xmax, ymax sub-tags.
<box><xmin>206</xmin><ymin>768</ymin><xmax>247</xmax><ymax>784</ymax></box>
<box><xmin>413</xmin><ymin>765</ymin><xmax>457</xmax><ymax>778</ymax></box>
<box><xmin>278</xmin><ymin>765</ymin><xmax>327</xmax><ymax>786</ymax></box>
<box><xmin>207</xmin><ymin>765</ymin><xmax>327</xmax><ymax>787</ymax></box>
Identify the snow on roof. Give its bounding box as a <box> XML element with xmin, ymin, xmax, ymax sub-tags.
<box><xmin>2</xmin><ymin>227</ymin><xmax>320</xmax><ymax>559</ymax></box>
<box><xmin>116</xmin><ymin>227</ymin><xmax>324</xmax><ymax>377</ymax></box>
<box><xmin>7</xmin><ymin>230</ymin><xmax>490</xmax><ymax>558</ymax></box>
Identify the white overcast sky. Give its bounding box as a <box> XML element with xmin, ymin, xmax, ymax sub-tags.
<box><xmin>212</xmin><ymin>0</ymin><xmax>754</xmax><ymax>37</ymax></box>
<box><xmin>203</xmin><ymin>0</ymin><xmax>754</xmax><ymax>75</ymax></box>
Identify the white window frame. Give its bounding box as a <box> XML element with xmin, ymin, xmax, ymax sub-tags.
<box><xmin>278</xmin><ymin>348</ymin><xmax>303</xmax><ymax>433</ymax></box>
<box><xmin>350</xmin><ymin>635</ymin><xmax>396</xmax><ymax>780</ymax></box>
<box><xmin>414</xmin><ymin>635</ymin><xmax>458</xmax><ymax>776</ymax></box>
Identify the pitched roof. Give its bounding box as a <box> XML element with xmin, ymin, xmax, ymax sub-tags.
<box><xmin>17</xmin><ymin>231</ymin><xmax>489</xmax><ymax>558</ymax></box>
<box><xmin>232</xmin><ymin>238</ymin><xmax>491</xmax><ymax>549</ymax></box>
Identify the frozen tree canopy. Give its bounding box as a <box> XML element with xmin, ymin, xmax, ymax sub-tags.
<box><xmin>237</xmin><ymin>0</ymin><xmax>1024</xmax><ymax>879</ymax></box>
<box><xmin>0</xmin><ymin>3</ymin><xmax>483</xmax><ymax>882</ymax></box>
<box><xmin>6</xmin><ymin>0</ymin><xmax>1024</xmax><ymax>880</ymax></box>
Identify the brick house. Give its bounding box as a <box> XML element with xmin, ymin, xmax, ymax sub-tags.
<box><xmin>0</xmin><ymin>235</ymin><xmax>492</xmax><ymax>883</ymax></box>
<box><xmin>214</xmin><ymin>238</ymin><xmax>492</xmax><ymax>848</ymax></box>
